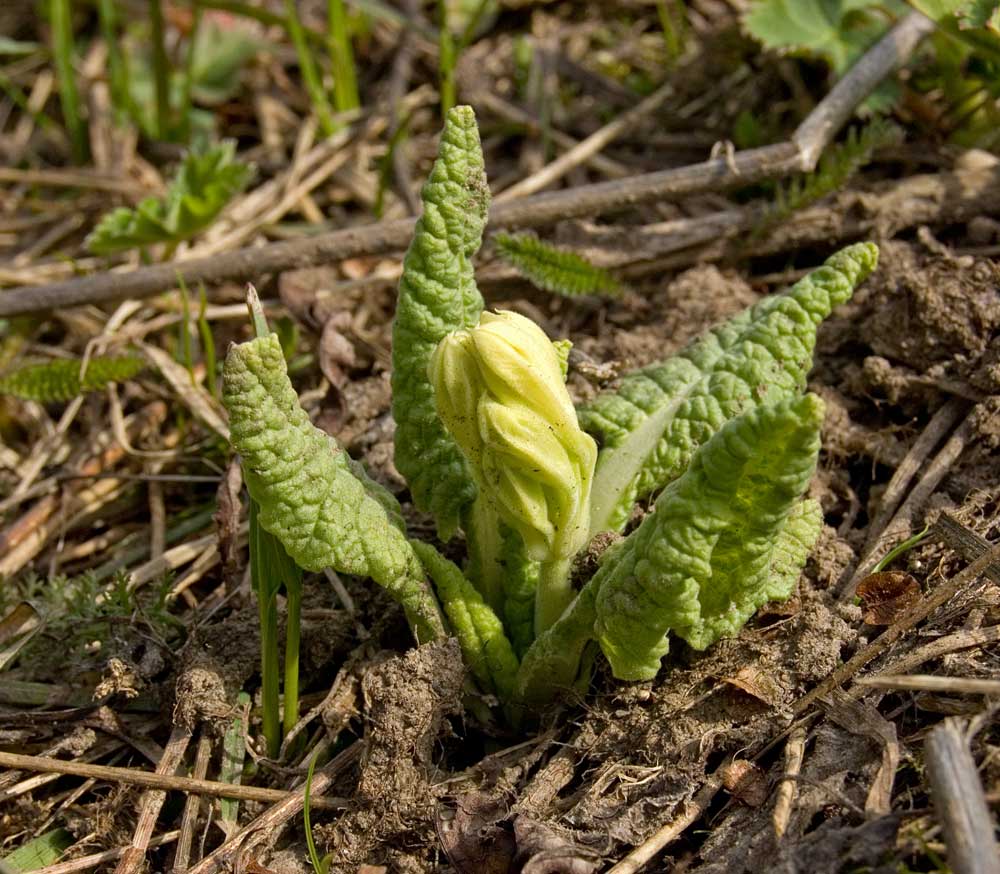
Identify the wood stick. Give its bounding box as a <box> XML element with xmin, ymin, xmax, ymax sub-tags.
<box><xmin>115</xmin><ymin>725</ymin><xmax>193</xmax><ymax>874</ymax></box>
<box><xmin>0</xmin><ymin>750</ymin><xmax>347</xmax><ymax>809</ymax></box>
<box><xmin>876</xmin><ymin>624</ymin><xmax>1000</xmax><ymax>677</ymax></box>
<box><xmin>0</xmin><ymin>13</ymin><xmax>932</xmax><ymax>318</ymax></box>
<box><xmin>32</xmin><ymin>831</ymin><xmax>181</xmax><ymax>874</ymax></box>
<box><xmin>843</xmin><ymin>407</ymin><xmax>979</xmax><ymax>598</ymax></box>
<box><xmin>493</xmin><ymin>79</ymin><xmax>675</xmax><ymax>202</ymax></box>
<box><xmin>934</xmin><ymin>514</ymin><xmax>1000</xmax><ymax>585</ymax></box>
<box><xmin>857</xmin><ymin>675</ymin><xmax>1000</xmax><ymax>695</ymax></box>
<box><xmin>925</xmin><ymin>719</ymin><xmax>1000</xmax><ymax>874</ymax></box>
<box><xmin>858</xmin><ymin>399</ymin><xmax>969</xmax><ymax>561</ymax></box>
<box><xmin>772</xmin><ymin>725</ymin><xmax>806</xmax><ymax>839</ymax></box>
<box><xmin>186</xmin><ymin>741</ymin><xmax>361</xmax><ymax>874</ymax></box>
<box><xmin>171</xmin><ymin>731</ymin><xmax>213</xmax><ymax>873</ymax></box>
<box><xmin>605</xmin><ymin>767</ymin><xmax>726</xmax><ymax>874</ymax></box>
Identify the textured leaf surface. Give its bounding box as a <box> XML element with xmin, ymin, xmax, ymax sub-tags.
<box><xmin>223</xmin><ymin>334</ymin><xmax>444</xmax><ymax>643</ymax></box>
<box><xmin>495</xmin><ymin>233</ymin><xmax>625</xmax><ymax>298</ymax></box>
<box><xmin>593</xmin><ymin>395</ymin><xmax>824</xmax><ymax>680</ymax></box>
<box><xmin>743</xmin><ymin>0</ymin><xmax>903</xmax><ymax>73</ymax></box>
<box><xmin>580</xmin><ymin>242</ymin><xmax>877</xmax><ymax>536</ymax></box>
<box><xmin>391</xmin><ymin>105</ymin><xmax>490</xmax><ymax>539</ymax></box>
<box><xmin>86</xmin><ymin>141</ymin><xmax>252</xmax><ymax>254</ymax></box>
<box><xmin>0</xmin><ymin>355</ymin><xmax>146</xmax><ymax>402</ymax></box>
<box><xmin>412</xmin><ymin>540</ymin><xmax>519</xmax><ymax>700</ymax></box>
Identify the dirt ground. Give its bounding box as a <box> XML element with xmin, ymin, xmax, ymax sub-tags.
<box><xmin>1</xmin><ymin>2</ymin><xmax>999</xmax><ymax>873</ymax></box>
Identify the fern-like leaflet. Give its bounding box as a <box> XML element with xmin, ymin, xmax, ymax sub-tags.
<box><xmin>495</xmin><ymin>232</ymin><xmax>625</xmax><ymax>299</ymax></box>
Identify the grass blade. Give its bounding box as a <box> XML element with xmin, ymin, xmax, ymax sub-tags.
<box><xmin>327</xmin><ymin>0</ymin><xmax>359</xmax><ymax>111</ymax></box>
<box><xmin>49</xmin><ymin>0</ymin><xmax>87</xmax><ymax>162</ymax></box>
<box><xmin>284</xmin><ymin>0</ymin><xmax>338</xmax><ymax>136</ymax></box>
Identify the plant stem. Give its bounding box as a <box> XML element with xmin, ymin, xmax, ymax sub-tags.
<box><xmin>282</xmin><ymin>581</ymin><xmax>302</xmax><ymax>740</ymax></box>
<box><xmin>197</xmin><ymin>285</ymin><xmax>218</xmax><ymax>399</ymax></box>
<box><xmin>513</xmin><ymin>581</ymin><xmax>596</xmax><ymax>713</ymax></box>
<box><xmin>149</xmin><ymin>0</ymin><xmax>172</xmax><ymax>140</ymax></box>
<box><xmin>284</xmin><ymin>0</ymin><xmax>338</xmax><ymax>137</ymax></box>
<box><xmin>49</xmin><ymin>0</ymin><xmax>87</xmax><ymax>162</ymax></box>
<box><xmin>250</xmin><ymin>501</ymin><xmax>282</xmax><ymax>758</ymax></box>
<box><xmin>463</xmin><ymin>496</ymin><xmax>504</xmax><ymax>613</ymax></box>
<box><xmin>327</xmin><ymin>0</ymin><xmax>359</xmax><ymax>112</ymax></box>
<box><xmin>534</xmin><ymin>556</ymin><xmax>574</xmax><ymax>637</ymax></box>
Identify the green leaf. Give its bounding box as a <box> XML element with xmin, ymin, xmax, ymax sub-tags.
<box><xmin>391</xmin><ymin>105</ymin><xmax>490</xmax><ymax>540</ymax></box>
<box><xmin>962</xmin><ymin>0</ymin><xmax>1000</xmax><ymax>31</ymax></box>
<box><xmin>412</xmin><ymin>540</ymin><xmax>519</xmax><ymax>700</ymax></box>
<box><xmin>580</xmin><ymin>242</ymin><xmax>878</xmax><ymax>537</ymax></box>
<box><xmin>0</xmin><ymin>354</ymin><xmax>146</xmax><ymax>402</ymax></box>
<box><xmin>743</xmin><ymin>0</ymin><xmax>904</xmax><ymax>73</ymax></box>
<box><xmin>767</xmin><ymin>499</ymin><xmax>824</xmax><ymax>600</ymax></box>
<box><xmin>223</xmin><ymin>334</ymin><xmax>445</xmax><ymax>643</ymax></box>
<box><xmin>86</xmin><ymin>141</ymin><xmax>253</xmax><ymax>254</ymax></box>
<box><xmin>495</xmin><ymin>233</ymin><xmax>626</xmax><ymax>299</ymax></box>
<box><xmin>188</xmin><ymin>19</ymin><xmax>262</xmax><ymax>105</ymax></box>
<box><xmin>906</xmin><ymin>1</ymin><xmax>1000</xmax><ymax>62</ymax></box>
<box><xmin>0</xmin><ymin>828</ymin><xmax>74</xmax><ymax>871</ymax></box>
<box><xmin>593</xmin><ymin>395</ymin><xmax>825</xmax><ymax>680</ymax></box>
<box><xmin>218</xmin><ymin>691</ymin><xmax>251</xmax><ymax>826</ymax></box>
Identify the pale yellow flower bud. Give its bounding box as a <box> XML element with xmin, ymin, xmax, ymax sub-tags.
<box><xmin>430</xmin><ymin>310</ymin><xmax>597</xmax><ymax>561</ymax></box>
<box><xmin>427</xmin><ymin>330</ymin><xmax>483</xmax><ymax>458</ymax></box>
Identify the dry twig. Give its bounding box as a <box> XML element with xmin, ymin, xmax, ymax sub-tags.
<box><xmin>0</xmin><ymin>750</ymin><xmax>347</xmax><ymax>809</ymax></box>
<box><xmin>605</xmin><ymin>766</ymin><xmax>727</xmax><ymax>874</ymax></box>
<box><xmin>925</xmin><ymin>719</ymin><xmax>1000</xmax><ymax>874</ymax></box>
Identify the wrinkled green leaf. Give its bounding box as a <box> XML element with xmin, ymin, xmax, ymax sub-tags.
<box><xmin>515</xmin><ymin>396</ymin><xmax>825</xmax><ymax>705</ymax></box>
<box><xmin>391</xmin><ymin>105</ymin><xmax>490</xmax><ymax>540</ymax></box>
<box><xmin>412</xmin><ymin>540</ymin><xmax>519</xmax><ymax>700</ymax></box>
<box><xmin>86</xmin><ymin>141</ymin><xmax>253</xmax><ymax>254</ymax></box>
<box><xmin>223</xmin><ymin>334</ymin><xmax>445</xmax><ymax>643</ymax></box>
<box><xmin>580</xmin><ymin>242</ymin><xmax>878</xmax><ymax>536</ymax></box>
<box><xmin>594</xmin><ymin>395</ymin><xmax>825</xmax><ymax>679</ymax></box>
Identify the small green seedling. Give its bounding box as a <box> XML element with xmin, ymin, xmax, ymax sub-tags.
<box><xmin>86</xmin><ymin>141</ymin><xmax>253</xmax><ymax>258</ymax></box>
<box><xmin>222</xmin><ymin>107</ymin><xmax>879</xmax><ymax>725</ymax></box>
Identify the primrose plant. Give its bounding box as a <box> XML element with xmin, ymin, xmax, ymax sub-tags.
<box><xmin>222</xmin><ymin>107</ymin><xmax>878</xmax><ymax>726</ymax></box>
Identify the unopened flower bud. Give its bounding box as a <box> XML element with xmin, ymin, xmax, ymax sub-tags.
<box><xmin>430</xmin><ymin>310</ymin><xmax>597</xmax><ymax>560</ymax></box>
